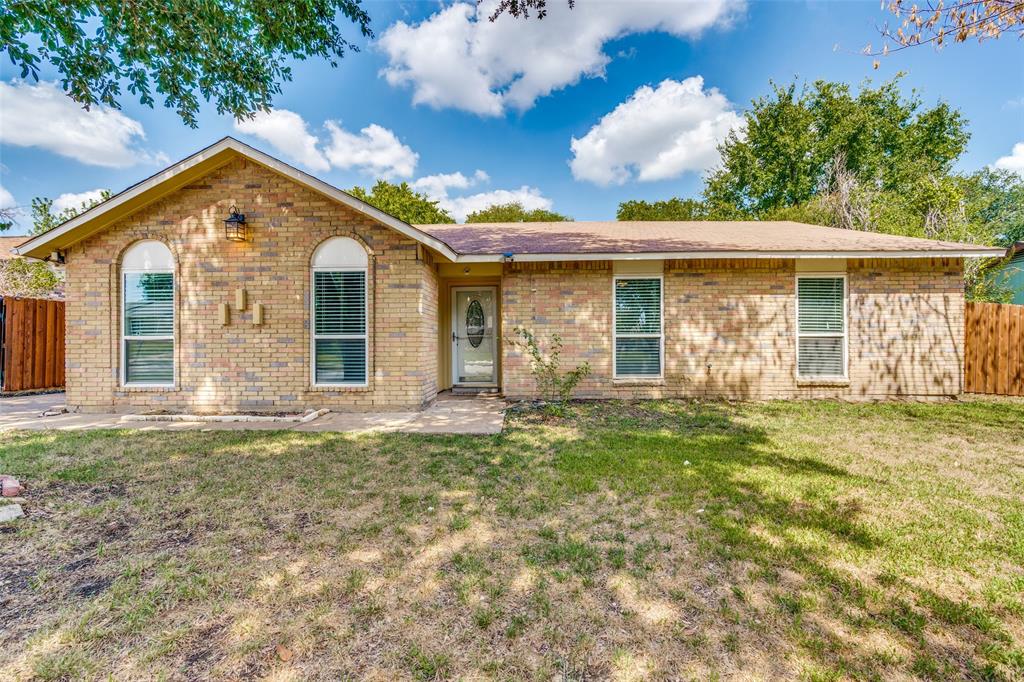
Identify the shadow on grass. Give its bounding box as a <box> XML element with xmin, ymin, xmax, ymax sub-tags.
<box><xmin>506</xmin><ymin>400</ymin><xmax>1021</xmax><ymax>679</ymax></box>
<box><xmin>1</xmin><ymin>400</ymin><xmax>1021</xmax><ymax>679</ymax></box>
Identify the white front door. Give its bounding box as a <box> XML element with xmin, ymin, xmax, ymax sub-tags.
<box><xmin>452</xmin><ymin>287</ymin><xmax>497</xmax><ymax>386</ymax></box>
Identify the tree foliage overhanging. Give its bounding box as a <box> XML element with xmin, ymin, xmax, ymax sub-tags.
<box><xmin>1</xmin><ymin>0</ymin><xmax>373</xmax><ymax>126</ymax></box>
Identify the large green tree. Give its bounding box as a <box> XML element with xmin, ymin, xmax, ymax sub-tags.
<box><xmin>348</xmin><ymin>181</ymin><xmax>453</xmax><ymax>224</ymax></box>
<box><xmin>1</xmin><ymin>0</ymin><xmax>372</xmax><ymax>126</ymax></box>
<box><xmin>703</xmin><ymin>77</ymin><xmax>969</xmax><ymax>218</ymax></box>
<box><xmin>465</xmin><ymin>202</ymin><xmax>569</xmax><ymax>223</ymax></box>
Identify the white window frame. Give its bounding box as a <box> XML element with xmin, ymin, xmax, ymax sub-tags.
<box><xmin>612</xmin><ymin>274</ymin><xmax>664</xmax><ymax>380</ymax></box>
<box><xmin>121</xmin><ymin>257</ymin><xmax>175</xmax><ymax>388</ymax></box>
<box><xmin>310</xmin><ymin>265</ymin><xmax>369</xmax><ymax>388</ymax></box>
<box><xmin>795</xmin><ymin>274</ymin><xmax>848</xmax><ymax>380</ymax></box>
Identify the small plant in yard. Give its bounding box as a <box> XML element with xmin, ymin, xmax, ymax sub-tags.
<box><xmin>506</xmin><ymin>326</ymin><xmax>591</xmax><ymax>404</ymax></box>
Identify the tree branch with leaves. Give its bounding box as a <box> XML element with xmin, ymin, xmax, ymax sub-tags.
<box><xmin>870</xmin><ymin>0</ymin><xmax>1024</xmax><ymax>57</ymax></box>
<box><xmin>1</xmin><ymin>0</ymin><xmax>373</xmax><ymax>126</ymax></box>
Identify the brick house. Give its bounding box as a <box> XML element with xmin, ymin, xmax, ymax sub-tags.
<box><xmin>13</xmin><ymin>138</ymin><xmax>1003</xmax><ymax>413</ymax></box>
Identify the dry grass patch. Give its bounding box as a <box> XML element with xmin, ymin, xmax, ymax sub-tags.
<box><xmin>1</xmin><ymin>399</ymin><xmax>1022</xmax><ymax>680</ymax></box>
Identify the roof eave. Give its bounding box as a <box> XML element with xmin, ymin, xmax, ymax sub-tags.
<box><xmin>452</xmin><ymin>248</ymin><xmax>1006</xmax><ymax>263</ymax></box>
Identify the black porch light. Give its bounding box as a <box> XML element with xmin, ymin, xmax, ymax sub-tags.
<box><xmin>224</xmin><ymin>205</ymin><xmax>248</xmax><ymax>242</ymax></box>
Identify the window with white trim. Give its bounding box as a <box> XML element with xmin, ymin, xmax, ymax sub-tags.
<box><xmin>796</xmin><ymin>276</ymin><xmax>847</xmax><ymax>378</ymax></box>
<box><xmin>122</xmin><ymin>240</ymin><xmax>174</xmax><ymax>386</ymax></box>
<box><xmin>613</xmin><ymin>276</ymin><xmax>662</xmax><ymax>378</ymax></box>
<box><xmin>312</xmin><ymin>237</ymin><xmax>368</xmax><ymax>386</ymax></box>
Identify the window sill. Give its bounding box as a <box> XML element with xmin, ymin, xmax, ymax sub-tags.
<box><xmin>307</xmin><ymin>384</ymin><xmax>373</xmax><ymax>393</ymax></box>
<box><xmin>612</xmin><ymin>378</ymin><xmax>666</xmax><ymax>387</ymax></box>
<box><xmin>796</xmin><ymin>377</ymin><xmax>850</xmax><ymax>388</ymax></box>
<box><xmin>118</xmin><ymin>385</ymin><xmax>178</xmax><ymax>393</ymax></box>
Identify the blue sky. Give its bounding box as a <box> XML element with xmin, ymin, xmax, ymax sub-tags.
<box><xmin>1</xmin><ymin>0</ymin><xmax>1022</xmax><ymax>234</ymax></box>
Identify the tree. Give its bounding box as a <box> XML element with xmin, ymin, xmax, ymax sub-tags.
<box><xmin>0</xmin><ymin>206</ymin><xmax>16</xmax><ymax>232</ymax></box>
<box><xmin>31</xmin><ymin>191</ymin><xmax>111</xmax><ymax>236</ymax></box>
<box><xmin>0</xmin><ymin>257</ymin><xmax>61</xmax><ymax>298</ymax></box>
<box><xmin>487</xmin><ymin>0</ymin><xmax>574</xmax><ymax>21</ymax></box>
<box><xmin>617</xmin><ymin>198</ymin><xmax>706</xmax><ymax>221</ymax></box>
<box><xmin>348</xmin><ymin>181</ymin><xmax>453</xmax><ymax>224</ymax></box>
<box><xmin>703</xmin><ymin>76</ymin><xmax>969</xmax><ymax>218</ymax></box>
<box><xmin>873</xmin><ymin>0</ymin><xmax>1024</xmax><ymax>55</ymax></box>
<box><xmin>1</xmin><ymin>0</ymin><xmax>373</xmax><ymax>127</ymax></box>
<box><xmin>465</xmin><ymin>202</ymin><xmax>569</xmax><ymax>223</ymax></box>
<box><xmin>959</xmin><ymin>168</ymin><xmax>1024</xmax><ymax>247</ymax></box>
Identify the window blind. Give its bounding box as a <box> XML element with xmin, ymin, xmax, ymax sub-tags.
<box><xmin>614</xmin><ymin>278</ymin><xmax>662</xmax><ymax>378</ymax></box>
<box><xmin>123</xmin><ymin>272</ymin><xmax>173</xmax><ymax>384</ymax></box>
<box><xmin>314</xmin><ymin>270</ymin><xmax>367</xmax><ymax>385</ymax></box>
<box><xmin>797</xmin><ymin>277</ymin><xmax>845</xmax><ymax>378</ymax></box>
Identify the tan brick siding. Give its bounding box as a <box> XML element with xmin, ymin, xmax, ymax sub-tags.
<box><xmin>501</xmin><ymin>257</ymin><xmax>964</xmax><ymax>400</ymax></box>
<box><xmin>65</xmin><ymin>158</ymin><xmax>438</xmax><ymax>413</ymax></box>
<box><xmin>63</xmin><ymin>156</ymin><xmax>964</xmax><ymax>409</ymax></box>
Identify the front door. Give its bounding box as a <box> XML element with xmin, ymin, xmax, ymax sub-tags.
<box><xmin>452</xmin><ymin>287</ymin><xmax>497</xmax><ymax>386</ymax></box>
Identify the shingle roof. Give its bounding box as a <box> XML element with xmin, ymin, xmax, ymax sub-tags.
<box><xmin>0</xmin><ymin>236</ymin><xmax>29</xmax><ymax>260</ymax></box>
<box><xmin>415</xmin><ymin>221</ymin><xmax>1001</xmax><ymax>258</ymax></box>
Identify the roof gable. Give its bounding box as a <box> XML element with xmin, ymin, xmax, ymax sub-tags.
<box><xmin>13</xmin><ymin>137</ymin><xmax>459</xmax><ymax>261</ymax></box>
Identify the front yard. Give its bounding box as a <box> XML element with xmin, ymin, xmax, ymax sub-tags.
<box><xmin>1</xmin><ymin>399</ymin><xmax>1022</xmax><ymax>680</ymax></box>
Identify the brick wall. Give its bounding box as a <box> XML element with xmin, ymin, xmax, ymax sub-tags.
<box><xmin>501</xmin><ymin>257</ymin><xmax>964</xmax><ymax>400</ymax></box>
<box><xmin>65</xmin><ymin>158</ymin><xmax>438</xmax><ymax>413</ymax></box>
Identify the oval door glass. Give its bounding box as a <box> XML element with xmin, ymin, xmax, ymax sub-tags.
<box><xmin>466</xmin><ymin>299</ymin><xmax>485</xmax><ymax>348</ymax></box>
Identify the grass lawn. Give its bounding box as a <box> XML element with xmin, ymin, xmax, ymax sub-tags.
<box><xmin>1</xmin><ymin>399</ymin><xmax>1023</xmax><ymax>681</ymax></box>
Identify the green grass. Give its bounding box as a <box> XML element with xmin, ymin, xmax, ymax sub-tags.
<box><xmin>1</xmin><ymin>398</ymin><xmax>1023</xmax><ymax>679</ymax></box>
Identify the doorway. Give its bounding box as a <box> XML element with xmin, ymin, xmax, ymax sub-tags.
<box><xmin>451</xmin><ymin>286</ymin><xmax>498</xmax><ymax>387</ymax></box>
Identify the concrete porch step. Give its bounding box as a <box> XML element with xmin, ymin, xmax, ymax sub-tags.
<box><xmin>450</xmin><ymin>387</ymin><xmax>502</xmax><ymax>396</ymax></box>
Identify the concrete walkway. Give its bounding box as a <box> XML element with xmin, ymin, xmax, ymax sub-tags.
<box><xmin>0</xmin><ymin>392</ymin><xmax>505</xmax><ymax>435</ymax></box>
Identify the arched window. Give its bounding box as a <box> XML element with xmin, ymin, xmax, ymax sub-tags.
<box><xmin>121</xmin><ymin>240</ymin><xmax>174</xmax><ymax>386</ymax></box>
<box><xmin>311</xmin><ymin>237</ymin><xmax>368</xmax><ymax>386</ymax></box>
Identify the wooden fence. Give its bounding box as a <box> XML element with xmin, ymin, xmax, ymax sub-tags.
<box><xmin>0</xmin><ymin>296</ymin><xmax>65</xmax><ymax>393</ymax></box>
<box><xmin>964</xmin><ymin>301</ymin><xmax>1024</xmax><ymax>396</ymax></box>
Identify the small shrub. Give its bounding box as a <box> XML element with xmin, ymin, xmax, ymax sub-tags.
<box><xmin>506</xmin><ymin>327</ymin><xmax>591</xmax><ymax>403</ymax></box>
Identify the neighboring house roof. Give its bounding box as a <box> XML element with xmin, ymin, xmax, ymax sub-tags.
<box><xmin>417</xmin><ymin>221</ymin><xmax>1004</xmax><ymax>261</ymax></box>
<box><xmin>0</xmin><ymin>236</ymin><xmax>29</xmax><ymax>260</ymax></box>
<box><xmin>14</xmin><ymin>137</ymin><xmax>1005</xmax><ymax>263</ymax></box>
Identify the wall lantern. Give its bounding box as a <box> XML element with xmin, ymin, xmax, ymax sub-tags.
<box><xmin>224</xmin><ymin>205</ymin><xmax>248</xmax><ymax>242</ymax></box>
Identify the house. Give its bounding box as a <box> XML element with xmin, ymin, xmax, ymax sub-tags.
<box><xmin>13</xmin><ymin>138</ymin><xmax>1004</xmax><ymax>413</ymax></box>
<box><xmin>989</xmin><ymin>242</ymin><xmax>1024</xmax><ymax>304</ymax></box>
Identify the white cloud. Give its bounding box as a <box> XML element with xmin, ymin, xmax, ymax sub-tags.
<box><xmin>378</xmin><ymin>0</ymin><xmax>743</xmax><ymax>116</ymax></box>
<box><xmin>412</xmin><ymin>168</ymin><xmax>551</xmax><ymax>222</ymax></box>
<box><xmin>231</xmin><ymin>108</ymin><xmax>419</xmax><ymax>179</ymax></box>
<box><xmin>441</xmin><ymin>187</ymin><xmax>553</xmax><ymax>223</ymax></box>
<box><xmin>234</xmin><ymin>109</ymin><xmax>330</xmax><ymax>172</ymax></box>
<box><xmin>324</xmin><ymin>121</ymin><xmax>418</xmax><ymax>179</ymax></box>
<box><xmin>0</xmin><ymin>80</ymin><xmax>165</xmax><ymax>167</ymax></box>
<box><xmin>0</xmin><ymin>184</ymin><xmax>15</xmax><ymax>209</ymax></box>
<box><xmin>52</xmin><ymin>188</ymin><xmax>108</xmax><ymax>214</ymax></box>
<box><xmin>411</xmin><ymin>169</ymin><xmax>489</xmax><ymax>198</ymax></box>
<box><xmin>570</xmin><ymin>76</ymin><xmax>743</xmax><ymax>186</ymax></box>
<box><xmin>993</xmin><ymin>142</ymin><xmax>1024</xmax><ymax>176</ymax></box>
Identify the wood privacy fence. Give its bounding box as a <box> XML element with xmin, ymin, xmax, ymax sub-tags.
<box><xmin>964</xmin><ymin>301</ymin><xmax>1024</xmax><ymax>396</ymax></box>
<box><xmin>0</xmin><ymin>296</ymin><xmax>65</xmax><ymax>393</ymax></box>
